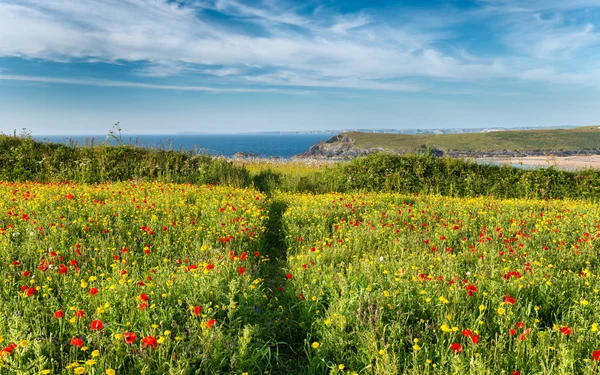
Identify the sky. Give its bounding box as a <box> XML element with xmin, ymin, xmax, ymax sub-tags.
<box><xmin>1</xmin><ymin>0</ymin><xmax>600</xmax><ymax>134</ymax></box>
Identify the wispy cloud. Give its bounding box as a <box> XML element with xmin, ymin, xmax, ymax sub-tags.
<box><xmin>0</xmin><ymin>74</ymin><xmax>311</xmax><ymax>94</ymax></box>
<box><xmin>0</xmin><ymin>0</ymin><xmax>599</xmax><ymax>91</ymax></box>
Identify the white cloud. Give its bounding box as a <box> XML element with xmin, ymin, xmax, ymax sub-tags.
<box><xmin>0</xmin><ymin>0</ymin><xmax>599</xmax><ymax>91</ymax></box>
<box><xmin>0</xmin><ymin>73</ymin><xmax>311</xmax><ymax>94</ymax></box>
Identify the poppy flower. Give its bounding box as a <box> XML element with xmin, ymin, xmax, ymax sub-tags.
<box><xmin>140</xmin><ymin>293</ymin><xmax>149</xmax><ymax>301</ymax></box>
<box><xmin>512</xmin><ymin>372</ymin><xmax>521</xmax><ymax>375</ymax></box>
<box><xmin>124</xmin><ymin>332</ymin><xmax>137</xmax><ymax>345</ymax></box>
<box><xmin>1</xmin><ymin>343</ymin><xmax>17</xmax><ymax>354</ymax></box>
<box><xmin>450</xmin><ymin>342</ymin><xmax>462</xmax><ymax>353</ymax></box>
<box><xmin>504</xmin><ymin>295</ymin><xmax>516</xmax><ymax>305</ymax></box>
<box><xmin>286</xmin><ymin>273</ymin><xmax>293</xmax><ymax>280</ymax></box>
<box><xmin>139</xmin><ymin>303</ymin><xmax>148</xmax><ymax>310</ymax></box>
<box><xmin>510</xmin><ymin>329</ymin><xmax>516</xmax><ymax>336</ymax></box>
<box><xmin>516</xmin><ymin>322</ymin><xmax>524</xmax><ymax>329</ymax></box>
<box><xmin>26</xmin><ymin>287</ymin><xmax>36</xmax><ymax>297</ymax></box>
<box><xmin>238</xmin><ymin>267</ymin><xmax>245</xmax><ymax>275</ymax></box>
<box><xmin>207</xmin><ymin>319</ymin><xmax>217</xmax><ymax>328</ymax></box>
<box><xmin>89</xmin><ymin>288</ymin><xmax>98</xmax><ymax>296</ymax></box>
<box><xmin>90</xmin><ymin>320</ymin><xmax>103</xmax><ymax>331</ymax></box>
<box><xmin>194</xmin><ymin>306</ymin><xmax>201</xmax><ymax>317</ymax></box>
<box><xmin>560</xmin><ymin>326</ymin><xmax>572</xmax><ymax>336</ymax></box>
<box><xmin>54</xmin><ymin>310</ymin><xmax>64</xmax><ymax>319</ymax></box>
<box><xmin>462</xmin><ymin>329</ymin><xmax>473</xmax><ymax>338</ymax></box>
<box><xmin>75</xmin><ymin>310</ymin><xmax>85</xmax><ymax>318</ymax></box>
<box><xmin>593</xmin><ymin>350</ymin><xmax>600</xmax><ymax>361</ymax></box>
<box><xmin>70</xmin><ymin>337</ymin><xmax>83</xmax><ymax>347</ymax></box>
<box><xmin>142</xmin><ymin>336</ymin><xmax>157</xmax><ymax>349</ymax></box>
<box><xmin>472</xmin><ymin>335</ymin><xmax>480</xmax><ymax>344</ymax></box>
<box><xmin>466</xmin><ymin>284</ymin><xmax>477</xmax><ymax>296</ymax></box>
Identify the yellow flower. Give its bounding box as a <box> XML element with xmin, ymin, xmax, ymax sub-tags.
<box><xmin>91</xmin><ymin>350</ymin><xmax>100</xmax><ymax>357</ymax></box>
<box><xmin>592</xmin><ymin>323</ymin><xmax>598</xmax><ymax>332</ymax></box>
<box><xmin>582</xmin><ymin>300</ymin><xmax>589</xmax><ymax>306</ymax></box>
<box><xmin>85</xmin><ymin>359</ymin><xmax>96</xmax><ymax>366</ymax></box>
<box><xmin>312</xmin><ymin>342</ymin><xmax>320</xmax><ymax>349</ymax></box>
<box><xmin>497</xmin><ymin>307</ymin><xmax>506</xmax><ymax>315</ymax></box>
<box><xmin>479</xmin><ymin>304</ymin><xmax>486</xmax><ymax>311</ymax></box>
<box><xmin>41</xmin><ymin>371</ymin><xmax>51</xmax><ymax>375</ymax></box>
<box><xmin>114</xmin><ymin>333</ymin><xmax>123</xmax><ymax>340</ymax></box>
<box><xmin>379</xmin><ymin>349</ymin><xmax>385</xmax><ymax>355</ymax></box>
<box><xmin>74</xmin><ymin>368</ymin><xmax>86</xmax><ymax>375</ymax></box>
<box><xmin>106</xmin><ymin>370</ymin><xmax>115</xmax><ymax>375</ymax></box>
<box><xmin>338</xmin><ymin>364</ymin><xmax>345</xmax><ymax>370</ymax></box>
<box><xmin>413</xmin><ymin>344</ymin><xmax>421</xmax><ymax>351</ymax></box>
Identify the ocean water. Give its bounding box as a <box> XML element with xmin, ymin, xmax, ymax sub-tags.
<box><xmin>33</xmin><ymin>134</ymin><xmax>333</xmax><ymax>159</ymax></box>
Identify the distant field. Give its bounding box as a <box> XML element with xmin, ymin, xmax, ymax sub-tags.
<box><xmin>347</xmin><ymin>126</ymin><xmax>600</xmax><ymax>152</ymax></box>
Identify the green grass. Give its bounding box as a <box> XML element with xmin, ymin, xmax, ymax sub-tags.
<box><xmin>346</xmin><ymin>126</ymin><xmax>600</xmax><ymax>152</ymax></box>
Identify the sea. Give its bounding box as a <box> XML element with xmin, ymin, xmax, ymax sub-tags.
<box><xmin>33</xmin><ymin>134</ymin><xmax>333</xmax><ymax>159</ymax></box>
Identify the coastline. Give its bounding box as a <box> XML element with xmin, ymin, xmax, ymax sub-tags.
<box><xmin>476</xmin><ymin>155</ymin><xmax>600</xmax><ymax>170</ymax></box>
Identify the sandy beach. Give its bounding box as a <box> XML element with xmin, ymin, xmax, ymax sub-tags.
<box><xmin>478</xmin><ymin>155</ymin><xmax>600</xmax><ymax>170</ymax></box>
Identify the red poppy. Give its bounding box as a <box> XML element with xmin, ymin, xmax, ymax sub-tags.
<box><xmin>142</xmin><ymin>336</ymin><xmax>157</xmax><ymax>349</ymax></box>
<box><xmin>22</xmin><ymin>270</ymin><xmax>30</xmax><ymax>277</ymax></box>
<box><xmin>286</xmin><ymin>273</ymin><xmax>293</xmax><ymax>280</ymax></box>
<box><xmin>89</xmin><ymin>320</ymin><xmax>103</xmax><ymax>331</ymax></box>
<box><xmin>89</xmin><ymin>288</ymin><xmax>98</xmax><ymax>296</ymax></box>
<box><xmin>466</xmin><ymin>284</ymin><xmax>477</xmax><ymax>296</ymax></box>
<box><xmin>70</xmin><ymin>337</ymin><xmax>83</xmax><ymax>347</ymax></box>
<box><xmin>504</xmin><ymin>295</ymin><xmax>516</xmax><ymax>304</ymax></box>
<box><xmin>194</xmin><ymin>306</ymin><xmax>201</xmax><ymax>317</ymax></box>
<box><xmin>462</xmin><ymin>329</ymin><xmax>473</xmax><ymax>338</ymax></box>
<box><xmin>450</xmin><ymin>343</ymin><xmax>462</xmax><ymax>353</ymax></box>
<box><xmin>54</xmin><ymin>310</ymin><xmax>64</xmax><ymax>319</ymax></box>
<box><xmin>560</xmin><ymin>326</ymin><xmax>572</xmax><ymax>336</ymax></box>
<box><xmin>26</xmin><ymin>287</ymin><xmax>36</xmax><ymax>297</ymax></box>
<box><xmin>2</xmin><ymin>343</ymin><xmax>17</xmax><ymax>354</ymax></box>
<box><xmin>593</xmin><ymin>350</ymin><xmax>600</xmax><ymax>361</ymax></box>
<box><xmin>75</xmin><ymin>310</ymin><xmax>85</xmax><ymax>318</ymax></box>
<box><xmin>58</xmin><ymin>264</ymin><xmax>68</xmax><ymax>275</ymax></box>
<box><xmin>510</xmin><ymin>329</ymin><xmax>516</xmax><ymax>336</ymax></box>
<box><xmin>516</xmin><ymin>322</ymin><xmax>525</xmax><ymax>329</ymax></box>
<box><xmin>472</xmin><ymin>335</ymin><xmax>480</xmax><ymax>344</ymax></box>
<box><xmin>238</xmin><ymin>267</ymin><xmax>245</xmax><ymax>275</ymax></box>
<box><xmin>140</xmin><ymin>293</ymin><xmax>149</xmax><ymax>301</ymax></box>
<box><xmin>207</xmin><ymin>319</ymin><xmax>217</xmax><ymax>328</ymax></box>
<box><xmin>512</xmin><ymin>371</ymin><xmax>521</xmax><ymax>375</ymax></box>
<box><xmin>124</xmin><ymin>332</ymin><xmax>137</xmax><ymax>345</ymax></box>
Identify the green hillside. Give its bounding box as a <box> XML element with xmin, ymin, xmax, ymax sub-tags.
<box><xmin>346</xmin><ymin>126</ymin><xmax>600</xmax><ymax>152</ymax></box>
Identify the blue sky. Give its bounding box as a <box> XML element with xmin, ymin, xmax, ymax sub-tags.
<box><xmin>1</xmin><ymin>0</ymin><xmax>600</xmax><ymax>134</ymax></box>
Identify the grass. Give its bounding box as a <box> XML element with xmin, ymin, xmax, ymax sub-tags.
<box><xmin>3</xmin><ymin>181</ymin><xmax>600</xmax><ymax>374</ymax></box>
<box><xmin>346</xmin><ymin>126</ymin><xmax>600</xmax><ymax>152</ymax></box>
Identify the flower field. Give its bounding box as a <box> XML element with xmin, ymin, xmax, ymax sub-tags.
<box><xmin>1</xmin><ymin>181</ymin><xmax>600</xmax><ymax>374</ymax></box>
<box><xmin>0</xmin><ymin>181</ymin><xmax>270</xmax><ymax>374</ymax></box>
<box><xmin>279</xmin><ymin>193</ymin><xmax>600</xmax><ymax>375</ymax></box>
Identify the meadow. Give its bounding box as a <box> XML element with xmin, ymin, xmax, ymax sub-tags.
<box><xmin>1</xmin><ymin>136</ymin><xmax>600</xmax><ymax>374</ymax></box>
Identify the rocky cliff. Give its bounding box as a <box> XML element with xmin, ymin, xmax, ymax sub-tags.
<box><xmin>293</xmin><ymin>134</ymin><xmax>379</xmax><ymax>160</ymax></box>
<box><xmin>294</xmin><ymin>134</ymin><xmax>600</xmax><ymax>160</ymax></box>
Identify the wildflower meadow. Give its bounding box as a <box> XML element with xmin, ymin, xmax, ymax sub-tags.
<box><xmin>0</xmin><ymin>180</ymin><xmax>600</xmax><ymax>374</ymax></box>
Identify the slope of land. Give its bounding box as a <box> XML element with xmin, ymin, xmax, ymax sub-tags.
<box><xmin>295</xmin><ymin>126</ymin><xmax>600</xmax><ymax>159</ymax></box>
